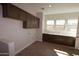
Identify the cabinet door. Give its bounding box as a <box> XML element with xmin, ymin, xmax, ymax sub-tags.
<box><xmin>23</xmin><ymin>16</ymin><xmax>40</xmax><ymax>28</ymax></box>
<box><xmin>23</xmin><ymin>21</ymin><xmax>27</xmax><ymax>28</ymax></box>
<box><xmin>26</xmin><ymin>14</ymin><xmax>32</xmax><ymax>28</ymax></box>
<box><xmin>35</xmin><ymin>17</ymin><xmax>40</xmax><ymax>28</ymax></box>
<box><xmin>2</xmin><ymin>4</ymin><xmax>20</xmax><ymax>20</ymax></box>
<box><xmin>23</xmin><ymin>20</ymin><xmax>34</xmax><ymax>28</ymax></box>
<box><xmin>23</xmin><ymin>16</ymin><xmax>39</xmax><ymax>28</ymax></box>
<box><xmin>19</xmin><ymin>10</ymin><xmax>27</xmax><ymax>21</ymax></box>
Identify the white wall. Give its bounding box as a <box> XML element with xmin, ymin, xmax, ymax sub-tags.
<box><xmin>36</xmin><ymin>12</ymin><xmax>43</xmax><ymax>41</ymax></box>
<box><xmin>75</xmin><ymin>17</ymin><xmax>79</xmax><ymax>49</ymax></box>
<box><xmin>0</xmin><ymin>4</ymin><xmax>41</xmax><ymax>55</ymax></box>
<box><xmin>45</xmin><ymin>12</ymin><xmax>79</xmax><ymax>20</ymax></box>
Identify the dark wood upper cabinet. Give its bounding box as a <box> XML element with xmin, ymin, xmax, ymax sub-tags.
<box><xmin>2</xmin><ymin>3</ymin><xmax>40</xmax><ymax>28</ymax></box>
<box><xmin>19</xmin><ymin>10</ymin><xmax>27</xmax><ymax>21</ymax></box>
<box><xmin>2</xmin><ymin>4</ymin><xmax>20</xmax><ymax>20</ymax></box>
<box><xmin>23</xmin><ymin>17</ymin><xmax>40</xmax><ymax>28</ymax></box>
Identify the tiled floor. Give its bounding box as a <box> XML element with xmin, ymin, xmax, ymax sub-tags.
<box><xmin>16</xmin><ymin>41</ymin><xmax>79</xmax><ymax>56</ymax></box>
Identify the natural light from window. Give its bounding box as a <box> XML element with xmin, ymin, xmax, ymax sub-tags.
<box><xmin>46</xmin><ymin>19</ymin><xmax>78</xmax><ymax>37</ymax></box>
<box><xmin>47</xmin><ymin>20</ymin><xmax>54</xmax><ymax>25</ymax></box>
<box><xmin>54</xmin><ymin>49</ymin><xmax>69</xmax><ymax>56</ymax></box>
<box><xmin>56</xmin><ymin>20</ymin><xmax>65</xmax><ymax>25</ymax></box>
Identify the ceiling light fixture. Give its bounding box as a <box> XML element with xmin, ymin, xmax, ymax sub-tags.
<box><xmin>41</xmin><ymin>8</ymin><xmax>45</xmax><ymax>10</ymax></box>
<box><xmin>49</xmin><ymin>4</ymin><xmax>52</xmax><ymax>7</ymax></box>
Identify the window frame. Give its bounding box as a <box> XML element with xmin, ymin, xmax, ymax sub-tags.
<box><xmin>46</xmin><ymin>19</ymin><xmax>66</xmax><ymax>31</ymax></box>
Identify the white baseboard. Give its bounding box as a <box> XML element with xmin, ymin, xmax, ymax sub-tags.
<box><xmin>15</xmin><ymin>41</ymin><xmax>35</xmax><ymax>55</ymax></box>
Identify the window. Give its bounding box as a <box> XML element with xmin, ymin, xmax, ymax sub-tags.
<box><xmin>67</xmin><ymin>19</ymin><xmax>78</xmax><ymax>26</ymax></box>
<box><xmin>45</xmin><ymin>18</ymin><xmax>78</xmax><ymax>37</ymax></box>
<box><xmin>46</xmin><ymin>20</ymin><xmax>55</xmax><ymax>31</ymax></box>
<box><xmin>67</xmin><ymin>19</ymin><xmax>78</xmax><ymax>32</ymax></box>
<box><xmin>55</xmin><ymin>20</ymin><xmax>65</xmax><ymax>31</ymax></box>
<box><xmin>46</xmin><ymin>19</ymin><xmax>65</xmax><ymax>31</ymax></box>
<box><xmin>47</xmin><ymin>20</ymin><xmax>54</xmax><ymax>25</ymax></box>
<box><xmin>46</xmin><ymin>19</ymin><xmax>78</xmax><ymax>31</ymax></box>
<box><xmin>56</xmin><ymin>20</ymin><xmax>65</xmax><ymax>25</ymax></box>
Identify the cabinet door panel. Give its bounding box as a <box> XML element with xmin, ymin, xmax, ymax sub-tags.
<box><xmin>23</xmin><ymin>17</ymin><xmax>40</xmax><ymax>28</ymax></box>
<box><xmin>35</xmin><ymin>17</ymin><xmax>40</xmax><ymax>28</ymax></box>
<box><xmin>42</xmin><ymin>34</ymin><xmax>75</xmax><ymax>47</ymax></box>
<box><xmin>19</xmin><ymin>10</ymin><xmax>27</xmax><ymax>21</ymax></box>
<box><xmin>3</xmin><ymin>4</ymin><xmax>20</xmax><ymax>20</ymax></box>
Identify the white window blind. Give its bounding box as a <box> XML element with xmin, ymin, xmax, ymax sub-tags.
<box><xmin>45</xmin><ymin>18</ymin><xmax>78</xmax><ymax>37</ymax></box>
<box><xmin>56</xmin><ymin>20</ymin><xmax>65</xmax><ymax>25</ymax></box>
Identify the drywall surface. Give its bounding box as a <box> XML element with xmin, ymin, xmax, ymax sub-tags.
<box><xmin>0</xmin><ymin>4</ymin><xmax>41</xmax><ymax>55</ymax></box>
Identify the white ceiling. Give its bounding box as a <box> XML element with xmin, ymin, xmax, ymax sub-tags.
<box><xmin>13</xmin><ymin>3</ymin><xmax>79</xmax><ymax>16</ymax></box>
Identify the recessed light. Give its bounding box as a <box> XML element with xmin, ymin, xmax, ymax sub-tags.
<box><xmin>49</xmin><ymin>4</ymin><xmax>52</xmax><ymax>7</ymax></box>
<box><xmin>41</xmin><ymin>8</ymin><xmax>45</xmax><ymax>10</ymax></box>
